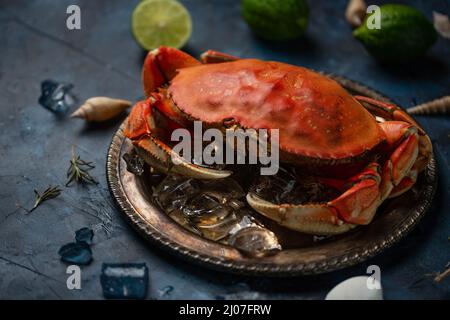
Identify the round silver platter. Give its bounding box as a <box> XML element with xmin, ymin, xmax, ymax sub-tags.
<box><xmin>106</xmin><ymin>76</ymin><xmax>437</xmax><ymax>276</ymax></box>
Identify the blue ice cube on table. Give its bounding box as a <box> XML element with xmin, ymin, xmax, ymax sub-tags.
<box><xmin>75</xmin><ymin>227</ymin><xmax>94</xmax><ymax>245</ymax></box>
<box><xmin>38</xmin><ymin>79</ymin><xmax>75</xmax><ymax>114</ymax></box>
<box><xmin>100</xmin><ymin>263</ymin><xmax>149</xmax><ymax>299</ymax></box>
<box><xmin>58</xmin><ymin>242</ymin><xmax>93</xmax><ymax>265</ymax></box>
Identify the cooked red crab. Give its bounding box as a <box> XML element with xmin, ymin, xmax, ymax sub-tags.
<box><xmin>124</xmin><ymin>46</ymin><xmax>432</xmax><ymax>235</ymax></box>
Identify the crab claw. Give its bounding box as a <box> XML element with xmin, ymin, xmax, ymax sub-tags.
<box><xmin>124</xmin><ymin>99</ymin><xmax>232</xmax><ymax>180</ymax></box>
<box><xmin>247</xmin><ymin>163</ymin><xmax>382</xmax><ymax>235</ymax></box>
<box><xmin>142</xmin><ymin>46</ymin><xmax>201</xmax><ymax>96</ymax></box>
<box><xmin>246</xmin><ymin>194</ymin><xmax>356</xmax><ymax>235</ymax></box>
<box><xmin>133</xmin><ymin>135</ymin><xmax>233</xmax><ymax>180</ymax></box>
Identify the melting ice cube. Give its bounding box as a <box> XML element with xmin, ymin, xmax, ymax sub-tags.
<box><xmin>100</xmin><ymin>263</ymin><xmax>148</xmax><ymax>299</ymax></box>
<box><xmin>153</xmin><ymin>176</ymin><xmax>201</xmax><ymax>213</ymax></box>
<box><xmin>123</xmin><ymin>152</ymin><xmax>145</xmax><ymax>176</ymax></box>
<box><xmin>38</xmin><ymin>79</ymin><xmax>75</xmax><ymax>114</ymax></box>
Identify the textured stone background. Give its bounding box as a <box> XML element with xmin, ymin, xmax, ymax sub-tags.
<box><xmin>0</xmin><ymin>0</ymin><xmax>449</xmax><ymax>299</ymax></box>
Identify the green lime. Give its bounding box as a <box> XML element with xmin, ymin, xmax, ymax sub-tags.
<box><xmin>242</xmin><ymin>0</ymin><xmax>309</xmax><ymax>41</ymax></box>
<box><xmin>132</xmin><ymin>0</ymin><xmax>192</xmax><ymax>50</ymax></box>
<box><xmin>353</xmin><ymin>4</ymin><xmax>437</xmax><ymax>63</ymax></box>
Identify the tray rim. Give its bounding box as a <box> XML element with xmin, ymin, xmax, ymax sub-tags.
<box><xmin>106</xmin><ymin>76</ymin><xmax>437</xmax><ymax>277</ymax></box>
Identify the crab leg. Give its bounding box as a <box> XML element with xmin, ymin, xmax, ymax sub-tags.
<box><xmin>124</xmin><ymin>100</ymin><xmax>232</xmax><ymax>180</ymax></box>
<box><xmin>246</xmin><ymin>194</ymin><xmax>357</xmax><ymax>235</ymax></box>
<box><xmin>152</xmin><ymin>90</ymin><xmax>192</xmax><ymax>128</ymax></box>
<box><xmin>389</xmin><ymin>165</ymin><xmax>418</xmax><ymax>198</ymax></box>
<box><xmin>328</xmin><ymin>163</ymin><xmax>382</xmax><ymax>225</ymax></box>
<box><xmin>355</xmin><ymin>96</ymin><xmax>431</xmax><ymax>196</ymax></box>
<box><xmin>132</xmin><ymin>47</ymin><xmax>242</xmax><ymax>179</ymax></box>
<box><xmin>248</xmin><ymin>117</ymin><xmax>424</xmax><ymax>235</ymax></box>
<box><xmin>143</xmin><ymin>47</ymin><xmax>239</xmax><ymax>97</ymax></box>
<box><xmin>247</xmin><ymin>163</ymin><xmax>382</xmax><ymax>235</ymax></box>
<box><xmin>378</xmin><ymin>121</ymin><xmax>419</xmax><ymax>198</ymax></box>
<box><xmin>354</xmin><ymin>96</ymin><xmax>432</xmax><ymax>173</ymax></box>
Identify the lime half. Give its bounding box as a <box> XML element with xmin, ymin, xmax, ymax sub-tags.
<box><xmin>132</xmin><ymin>0</ymin><xmax>192</xmax><ymax>50</ymax></box>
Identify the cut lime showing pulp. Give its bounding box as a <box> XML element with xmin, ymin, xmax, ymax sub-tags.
<box><xmin>132</xmin><ymin>0</ymin><xmax>192</xmax><ymax>50</ymax></box>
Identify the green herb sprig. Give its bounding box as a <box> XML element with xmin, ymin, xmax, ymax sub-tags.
<box><xmin>29</xmin><ymin>186</ymin><xmax>62</xmax><ymax>212</ymax></box>
<box><xmin>66</xmin><ymin>146</ymin><xmax>98</xmax><ymax>186</ymax></box>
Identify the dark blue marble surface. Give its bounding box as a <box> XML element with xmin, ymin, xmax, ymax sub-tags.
<box><xmin>0</xmin><ymin>0</ymin><xmax>448</xmax><ymax>299</ymax></box>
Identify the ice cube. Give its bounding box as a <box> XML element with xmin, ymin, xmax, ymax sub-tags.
<box><xmin>196</xmin><ymin>212</ymin><xmax>239</xmax><ymax>241</ymax></box>
<box><xmin>38</xmin><ymin>79</ymin><xmax>75</xmax><ymax>114</ymax></box>
<box><xmin>154</xmin><ymin>176</ymin><xmax>266</xmax><ymax>242</ymax></box>
<box><xmin>183</xmin><ymin>192</ymin><xmax>232</xmax><ymax>220</ymax></box>
<box><xmin>123</xmin><ymin>152</ymin><xmax>145</xmax><ymax>176</ymax></box>
<box><xmin>100</xmin><ymin>263</ymin><xmax>148</xmax><ymax>300</ymax></box>
<box><xmin>181</xmin><ymin>190</ymin><xmax>239</xmax><ymax>241</ymax></box>
<box><xmin>228</xmin><ymin>213</ymin><xmax>260</xmax><ymax>236</ymax></box>
<box><xmin>153</xmin><ymin>176</ymin><xmax>201</xmax><ymax>213</ymax></box>
<box><xmin>250</xmin><ymin>168</ymin><xmax>341</xmax><ymax>205</ymax></box>
<box><xmin>58</xmin><ymin>242</ymin><xmax>92</xmax><ymax>265</ymax></box>
<box><xmin>228</xmin><ymin>226</ymin><xmax>281</xmax><ymax>257</ymax></box>
<box><xmin>249</xmin><ymin>167</ymin><xmax>297</xmax><ymax>204</ymax></box>
<box><xmin>283</xmin><ymin>176</ymin><xmax>341</xmax><ymax>204</ymax></box>
<box><xmin>75</xmin><ymin>227</ymin><xmax>94</xmax><ymax>245</ymax></box>
<box><xmin>202</xmin><ymin>178</ymin><xmax>245</xmax><ymax>202</ymax></box>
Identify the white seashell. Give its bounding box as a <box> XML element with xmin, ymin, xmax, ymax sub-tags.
<box><xmin>345</xmin><ymin>0</ymin><xmax>367</xmax><ymax>28</ymax></box>
<box><xmin>325</xmin><ymin>276</ymin><xmax>383</xmax><ymax>300</ymax></box>
<box><xmin>71</xmin><ymin>97</ymin><xmax>132</xmax><ymax>122</ymax></box>
<box><xmin>433</xmin><ymin>11</ymin><xmax>450</xmax><ymax>39</ymax></box>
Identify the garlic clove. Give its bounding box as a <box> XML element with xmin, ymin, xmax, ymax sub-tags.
<box><xmin>433</xmin><ymin>11</ymin><xmax>450</xmax><ymax>39</ymax></box>
<box><xmin>71</xmin><ymin>97</ymin><xmax>132</xmax><ymax>122</ymax></box>
<box><xmin>345</xmin><ymin>0</ymin><xmax>367</xmax><ymax>28</ymax></box>
<box><xmin>325</xmin><ymin>276</ymin><xmax>383</xmax><ymax>300</ymax></box>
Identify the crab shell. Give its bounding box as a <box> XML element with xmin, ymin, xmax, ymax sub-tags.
<box><xmin>169</xmin><ymin>59</ymin><xmax>384</xmax><ymax>164</ymax></box>
<box><xmin>124</xmin><ymin>47</ymin><xmax>432</xmax><ymax>235</ymax></box>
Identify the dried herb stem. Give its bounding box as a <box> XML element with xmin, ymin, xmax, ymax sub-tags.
<box><xmin>66</xmin><ymin>146</ymin><xmax>98</xmax><ymax>186</ymax></box>
<box><xmin>29</xmin><ymin>186</ymin><xmax>62</xmax><ymax>213</ymax></box>
<box><xmin>434</xmin><ymin>265</ymin><xmax>450</xmax><ymax>283</ymax></box>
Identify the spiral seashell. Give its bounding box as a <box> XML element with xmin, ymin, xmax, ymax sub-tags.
<box><xmin>407</xmin><ymin>96</ymin><xmax>450</xmax><ymax>115</ymax></box>
<box><xmin>345</xmin><ymin>0</ymin><xmax>367</xmax><ymax>28</ymax></box>
<box><xmin>71</xmin><ymin>97</ymin><xmax>132</xmax><ymax>122</ymax></box>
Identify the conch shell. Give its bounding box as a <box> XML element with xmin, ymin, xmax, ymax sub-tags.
<box><xmin>71</xmin><ymin>97</ymin><xmax>132</xmax><ymax>122</ymax></box>
<box><xmin>345</xmin><ymin>0</ymin><xmax>367</xmax><ymax>28</ymax></box>
<box><xmin>407</xmin><ymin>96</ymin><xmax>450</xmax><ymax>115</ymax></box>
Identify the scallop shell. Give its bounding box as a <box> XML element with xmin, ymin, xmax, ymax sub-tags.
<box><xmin>407</xmin><ymin>96</ymin><xmax>450</xmax><ymax>115</ymax></box>
<box><xmin>71</xmin><ymin>97</ymin><xmax>132</xmax><ymax>122</ymax></box>
<box><xmin>345</xmin><ymin>0</ymin><xmax>367</xmax><ymax>27</ymax></box>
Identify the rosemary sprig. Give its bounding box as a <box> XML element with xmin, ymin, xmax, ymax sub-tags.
<box><xmin>66</xmin><ymin>146</ymin><xmax>98</xmax><ymax>186</ymax></box>
<box><xmin>435</xmin><ymin>267</ymin><xmax>450</xmax><ymax>283</ymax></box>
<box><xmin>29</xmin><ymin>186</ymin><xmax>62</xmax><ymax>213</ymax></box>
<box><xmin>434</xmin><ymin>262</ymin><xmax>450</xmax><ymax>283</ymax></box>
